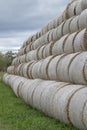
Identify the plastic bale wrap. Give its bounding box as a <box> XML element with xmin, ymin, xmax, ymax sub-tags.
<box><xmin>63</xmin><ymin>18</ymin><xmax>73</xmax><ymax>35</ymax></box>
<box><xmin>39</xmin><ymin>56</ymin><xmax>54</xmax><ymax>79</ymax></box>
<box><xmin>67</xmin><ymin>0</ymin><xmax>78</xmax><ymax>18</ymax></box>
<box><xmin>18</xmin><ymin>79</ymin><xmax>35</xmax><ymax>103</ymax></box>
<box><xmin>32</xmin><ymin>80</ymin><xmax>56</xmax><ymax>110</ymax></box>
<box><xmin>63</xmin><ymin>32</ymin><xmax>77</xmax><ymax>53</ymax></box>
<box><xmin>7</xmin><ymin>66</ymin><xmax>15</xmax><ymax>74</ymax></box>
<box><xmin>37</xmin><ymin>45</ymin><xmax>46</xmax><ymax>60</ymax></box>
<box><xmin>11</xmin><ymin>76</ymin><xmax>25</xmax><ymax>97</ymax></box>
<box><xmin>52</xmin><ymin>35</ymin><xmax>69</xmax><ymax>55</ymax></box>
<box><xmin>22</xmin><ymin>62</ymin><xmax>33</xmax><ymax>78</ymax></box>
<box><xmin>69</xmin><ymin>87</ymin><xmax>87</xmax><ymax>130</ymax></box>
<box><xmin>52</xmin><ymin>84</ymin><xmax>86</xmax><ymax>126</ymax></box>
<box><xmin>56</xmin><ymin>53</ymin><xmax>80</xmax><ymax>82</ymax></box>
<box><xmin>70</xmin><ymin>16</ymin><xmax>79</xmax><ymax>33</ymax></box>
<box><xmin>56</xmin><ymin>22</ymin><xmax>64</xmax><ymax>39</ymax></box>
<box><xmin>73</xmin><ymin>28</ymin><xmax>87</xmax><ymax>51</ymax></box>
<box><xmin>26</xmin><ymin>50</ymin><xmax>37</xmax><ymax>61</ymax></box>
<box><xmin>26</xmin><ymin>79</ymin><xmax>43</xmax><ymax>106</ymax></box>
<box><xmin>27</xmin><ymin>61</ymin><xmax>37</xmax><ymax>79</ymax></box>
<box><xmin>43</xmin><ymin>42</ymin><xmax>54</xmax><ymax>59</ymax></box>
<box><xmin>3</xmin><ymin>73</ymin><xmax>11</xmax><ymax>85</ymax></box>
<box><xmin>81</xmin><ymin>0</ymin><xmax>87</xmax><ymax>10</ymax></box>
<box><xmin>40</xmin><ymin>82</ymin><xmax>70</xmax><ymax>116</ymax></box>
<box><xmin>40</xmin><ymin>82</ymin><xmax>67</xmax><ymax>114</ymax></box>
<box><xmin>47</xmin><ymin>54</ymin><xmax>65</xmax><ymax>80</ymax></box>
<box><xmin>69</xmin><ymin>52</ymin><xmax>87</xmax><ymax>84</ymax></box>
<box><xmin>75</xmin><ymin>0</ymin><xmax>83</xmax><ymax>15</ymax></box>
<box><xmin>31</xmin><ymin>61</ymin><xmax>41</xmax><ymax>79</ymax></box>
<box><xmin>79</xmin><ymin>9</ymin><xmax>87</xmax><ymax>29</ymax></box>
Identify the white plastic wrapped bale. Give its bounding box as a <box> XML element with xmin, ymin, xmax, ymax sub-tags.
<box><xmin>31</xmin><ymin>33</ymin><xmax>49</xmax><ymax>50</ymax></box>
<box><xmin>62</xmin><ymin>18</ymin><xmax>73</xmax><ymax>35</ymax></box>
<box><xmin>26</xmin><ymin>50</ymin><xmax>37</xmax><ymax>62</ymax></box>
<box><xmin>69</xmin><ymin>87</ymin><xmax>87</xmax><ymax>130</ymax></box>
<box><xmin>37</xmin><ymin>46</ymin><xmax>45</xmax><ymax>60</ymax></box>
<box><xmin>3</xmin><ymin>74</ymin><xmax>87</xmax><ymax>130</ymax></box>
<box><xmin>40</xmin><ymin>82</ymin><xmax>70</xmax><ymax>116</ymax></box>
<box><xmin>68</xmin><ymin>52</ymin><xmax>87</xmax><ymax>84</ymax></box>
<box><xmin>66</xmin><ymin>0</ymin><xmax>81</xmax><ymax>18</ymax></box>
<box><xmin>7</xmin><ymin>66</ymin><xmax>15</xmax><ymax>74</ymax></box>
<box><xmin>14</xmin><ymin>55</ymin><xmax>26</xmax><ymax>65</ymax></box>
<box><xmin>22</xmin><ymin>61</ymin><xmax>34</xmax><ymax>78</ymax></box>
<box><xmin>22</xmin><ymin>61</ymin><xmax>36</xmax><ymax>78</ymax></box>
<box><xmin>17</xmin><ymin>42</ymin><xmax>32</xmax><ymax>56</ymax></box>
<box><xmin>69</xmin><ymin>16</ymin><xmax>79</xmax><ymax>33</ymax></box>
<box><xmin>81</xmin><ymin>0</ymin><xmax>87</xmax><ymax>10</ymax></box>
<box><xmin>42</xmin><ymin>41</ymin><xmax>55</xmax><ymax>59</ymax></box>
<box><xmin>31</xmin><ymin>60</ymin><xmax>43</xmax><ymax>79</ymax></box>
<box><xmin>36</xmin><ymin>56</ymin><xmax>54</xmax><ymax>79</ymax></box>
<box><xmin>18</xmin><ymin>79</ymin><xmax>43</xmax><ymax>104</ymax></box>
<box><xmin>3</xmin><ymin>74</ymin><xmax>26</xmax><ymax>97</ymax></box>
<box><xmin>47</xmin><ymin>54</ymin><xmax>65</xmax><ymax>80</ymax></box>
<box><xmin>79</xmin><ymin>9</ymin><xmax>87</xmax><ymax>29</ymax></box>
<box><xmin>27</xmin><ymin>61</ymin><xmax>38</xmax><ymax>79</ymax></box>
<box><xmin>33</xmin><ymin>81</ymin><xmax>58</xmax><ymax>112</ymax></box>
<box><xmin>3</xmin><ymin>73</ymin><xmax>12</xmax><ymax>85</ymax></box>
<box><xmin>26</xmin><ymin>79</ymin><xmax>43</xmax><ymax>106</ymax></box>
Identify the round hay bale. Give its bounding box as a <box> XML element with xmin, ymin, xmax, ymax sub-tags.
<box><xmin>69</xmin><ymin>87</ymin><xmax>87</xmax><ymax>129</ymax></box>
<box><xmin>52</xmin><ymin>84</ymin><xmax>84</xmax><ymax>124</ymax></box>
<box><xmin>48</xmin><ymin>54</ymin><xmax>65</xmax><ymax>80</ymax></box>
<box><xmin>74</xmin><ymin>28</ymin><xmax>87</xmax><ymax>51</ymax></box>
<box><xmin>52</xmin><ymin>34</ymin><xmax>68</xmax><ymax>55</ymax></box>
<box><xmin>40</xmin><ymin>82</ymin><xmax>70</xmax><ymax>115</ymax></box>
<box><xmin>75</xmin><ymin>0</ymin><xmax>83</xmax><ymax>15</ymax></box>
<box><xmin>63</xmin><ymin>32</ymin><xmax>77</xmax><ymax>53</ymax></box>
<box><xmin>57</xmin><ymin>53</ymin><xmax>79</xmax><ymax>82</ymax></box>
<box><xmin>81</xmin><ymin>0</ymin><xmax>87</xmax><ymax>10</ymax></box>
<box><xmin>32</xmin><ymin>80</ymin><xmax>56</xmax><ymax>110</ymax></box>
<box><xmin>39</xmin><ymin>56</ymin><xmax>54</xmax><ymax>79</ymax></box>
<box><xmin>27</xmin><ymin>79</ymin><xmax>43</xmax><ymax>106</ymax></box>
<box><xmin>70</xmin><ymin>16</ymin><xmax>79</xmax><ymax>33</ymax></box>
<box><xmin>69</xmin><ymin>52</ymin><xmax>87</xmax><ymax>84</ymax></box>
<box><xmin>79</xmin><ymin>9</ymin><xmax>87</xmax><ymax>29</ymax></box>
<box><xmin>63</xmin><ymin>18</ymin><xmax>73</xmax><ymax>35</ymax></box>
<box><xmin>67</xmin><ymin>0</ymin><xmax>78</xmax><ymax>18</ymax></box>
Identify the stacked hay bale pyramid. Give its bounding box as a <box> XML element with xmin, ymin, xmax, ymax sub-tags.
<box><xmin>3</xmin><ymin>0</ymin><xmax>87</xmax><ymax>129</ymax></box>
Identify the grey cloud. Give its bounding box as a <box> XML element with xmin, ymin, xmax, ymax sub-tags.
<box><xmin>0</xmin><ymin>0</ymin><xmax>70</xmax><ymax>31</ymax></box>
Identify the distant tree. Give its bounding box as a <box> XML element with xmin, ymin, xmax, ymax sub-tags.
<box><xmin>0</xmin><ymin>52</ymin><xmax>4</xmax><ymax>71</ymax></box>
<box><xmin>0</xmin><ymin>51</ymin><xmax>16</xmax><ymax>72</ymax></box>
<box><xmin>4</xmin><ymin>51</ymin><xmax>16</xmax><ymax>67</ymax></box>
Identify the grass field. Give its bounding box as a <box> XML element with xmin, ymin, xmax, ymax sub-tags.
<box><xmin>0</xmin><ymin>72</ymin><xmax>79</xmax><ymax>130</ymax></box>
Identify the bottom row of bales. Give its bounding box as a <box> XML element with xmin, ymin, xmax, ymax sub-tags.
<box><xmin>3</xmin><ymin>73</ymin><xmax>87</xmax><ymax>130</ymax></box>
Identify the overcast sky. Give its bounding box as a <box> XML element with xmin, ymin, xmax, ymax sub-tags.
<box><xmin>0</xmin><ymin>0</ymin><xmax>70</xmax><ymax>53</ymax></box>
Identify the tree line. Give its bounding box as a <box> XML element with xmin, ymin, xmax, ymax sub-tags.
<box><xmin>0</xmin><ymin>51</ymin><xmax>16</xmax><ymax>72</ymax></box>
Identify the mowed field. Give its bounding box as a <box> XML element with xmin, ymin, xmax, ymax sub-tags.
<box><xmin>0</xmin><ymin>72</ymin><xmax>79</xmax><ymax>130</ymax></box>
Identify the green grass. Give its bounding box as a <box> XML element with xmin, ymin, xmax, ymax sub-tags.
<box><xmin>0</xmin><ymin>71</ymin><xmax>4</xmax><ymax>81</ymax></box>
<box><xmin>0</xmin><ymin>73</ymin><xmax>79</xmax><ymax>130</ymax></box>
